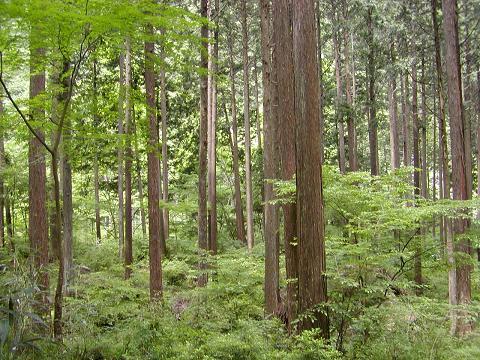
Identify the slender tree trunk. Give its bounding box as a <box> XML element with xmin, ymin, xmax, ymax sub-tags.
<box><xmin>117</xmin><ymin>53</ymin><xmax>125</xmax><ymax>258</ymax></box>
<box><xmin>389</xmin><ymin>43</ymin><xmax>400</xmax><ymax>170</ymax></box>
<box><xmin>197</xmin><ymin>0</ymin><xmax>209</xmax><ymax>287</ymax></box>
<box><xmin>366</xmin><ymin>8</ymin><xmax>378</xmax><ymax>176</ymax></box>
<box><xmin>132</xmin><ymin>104</ymin><xmax>147</xmax><ymax>239</ymax></box>
<box><xmin>0</xmin><ymin>93</ymin><xmax>4</xmax><ymax>248</ymax></box>
<box><xmin>476</xmin><ymin>67</ymin><xmax>480</xmax><ymax>260</ymax></box>
<box><xmin>241</xmin><ymin>0</ymin><xmax>255</xmax><ymax>251</ymax></box>
<box><xmin>292</xmin><ymin>0</ymin><xmax>329</xmax><ymax>337</ymax></box>
<box><xmin>228</xmin><ymin>27</ymin><xmax>246</xmax><ymax>246</ymax></box>
<box><xmin>159</xmin><ymin>34</ymin><xmax>169</xmax><ymax>243</ymax></box>
<box><xmin>145</xmin><ymin>25</ymin><xmax>163</xmax><ymax>299</ymax></box>
<box><xmin>207</xmin><ymin>0</ymin><xmax>219</xmax><ymax>254</ymax></box>
<box><xmin>442</xmin><ymin>0</ymin><xmax>472</xmax><ymax>336</ymax></box>
<box><xmin>254</xmin><ymin>56</ymin><xmax>262</xmax><ymax>151</ymax></box>
<box><xmin>124</xmin><ymin>38</ymin><xmax>133</xmax><ymax>279</ymax></box>
<box><xmin>92</xmin><ymin>61</ymin><xmax>102</xmax><ymax>245</ymax></box>
<box><xmin>29</xmin><ymin>44</ymin><xmax>49</xmax><ymax>299</ymax></box>
<box><xmin>332</xmin><ymin>21</ymin><xmax>346</xmax><ymax>174</ymax></box>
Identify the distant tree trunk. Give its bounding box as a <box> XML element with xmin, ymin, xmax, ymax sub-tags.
<box><xmin>366</xmin><ymin>8</ymin><xmax>378</xmax><ymax>176</ymax></box>
<box><xmin>388</xmin><ymin>43</ymin><xmax>400</xmax><ymax>170</ymax></box>
<box><xmin>241</xmin><ymin>0</ymin><xmax>255</xmax><ymax>251</ymax></box>
<box><xmin>0</xmin><ymin>93</ymin><xmax>4</xmax><ymax>248</ymax></box>
<box><xmin>442</xmin><ymin>0</ymin><xmax>472</xmax><ymax>336</ymax></box>
<box><xmin>124</xmin><ymin>38</ymin><xmax>133</xmax><ymax>280</ymax></box>
<box><xmin>92</xmin><ymin>61</ymin><xmax>101</xmax><ymax>245</ymax></box>
<box><xmin>197</xmin><ymin>0</ymin><xmax>209</xmax><ymax>287</ymax></box>
<box><xmin>292</xmin><ymin>0</ymin><xmax>329</xmax><ymax>337</ymax></box>
<box><xmin>5</xmin><ymin>189</ymin><xmax>13</xmax><ymax>250</ymax></box>
<box><xmin>207</xmin><ymin>0</ymin><xmax>219</xmax><ymax>254</ymax></box>
<box><xmin>117</xmin><ymin>53</ymin><xmax>125</xmax><ymax>258</ymax></box>
<box><xmin>332</xmin><ymin>18</ymin><xmax>346</xmax><ymax>174</ymax></box>
<box><xmin>411</xmin><ymin>56</ymin><xmax>422</xmax><ymax>293</ymax></box>
<box><xmin>272</xmin><ymin>0</ymin><xmax>295</xmax><ymax>325</ymax></box>
<box><xmin>476</xmin><ymin>67</ymin><xmax>480</xmax><ymax>260</ymax></box>
<box><xmin>145</xmin><ymin>25</ymin><xmax>163</xmax><ymax>299</ymax></box>
<box><xmin>159</xmin><ymin>34</ymin><xmax>169</xmax><ymax>243</ymax></box>
<box><xmin>253</xmin><ymin>56</ymin><xmax>262</xmax><ymax>151</ymax></box>
<box><xmin>343</xmin><ymin>4</ymin><xmax>358</xmax><ymax>172</ymax></box>
<box><xmin>29</xmin><ymin>44</ymin><xmax>49</xmax><ymax>297</ymax></box>
<box><xmin>421</xmin><ymin>56</ymin><xmax>428</xmax><ymax>199</ymax></box>
<box><xmin>228</xmin><ymin>27</ymin><xmax>246</xmax><ymax>246</ymax></box>
<box><xmin>402</xmin><ymin>71</ymin><xmax>411</xmax><ymax>167</ymax></box>
<box><xmin>316</xmin><ymin>0</ymin><xmax>325</xmax><ymax>163</ymax></box>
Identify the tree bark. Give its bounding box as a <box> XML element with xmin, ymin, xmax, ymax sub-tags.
<box><xmin>124</xmin><ymin>38</ymin><xmax>133</xmax><ymax>279</ymax></box>
<box><xmin>241</xmin><ymin>0</ymin><xmax>255</xmax><ymax>252</ymax></box>
<box><xmin>117</xmin><ymin>53</ymin><xmax>125</xmax><ymax>258</ymax></box>
<box><xmin>29</xmin><ymin>44</ymin><xmax>49</xmax><ymax>298</ymax></box>
<box><xmin>292</xmin><ymin>0</ymin><xmax>329</xmax><ymax>337</ymax></box>
<box><xmin>145</xmin><ymin>25</ymin><xmax>163</xmax><ymax>299</ymax></box>
<box><xmin>228</xmin><ymin>26</ymin><xmax>246</xmax><ymax>246</ymax></box>
<box><xmin>0</xmin><ymin>92</ymin><xmax>4</xmax><ymax>248</ymax></box>
<box><xmin>92</xmin><ymin>61</ymin><xmax>102</xmax><ymax>245</ymax></box>
<box><xmin>366</xmin><ymin>8</ymin><xmax>378</xmax><ymax>176</ymax></box>
<box><xmin>388</xmin><ymin>43</ymin><xmax>400</xmax><ymax>170</ymax></box>
<box><xmin>442</xmin><ymin>0</ymin><xmax>472</xmax><ymax>336</ymax></box>
<box><xmin>159</xmin><ymin>32</ymin><xmax>169</xmax><ymax>243</ymax></box>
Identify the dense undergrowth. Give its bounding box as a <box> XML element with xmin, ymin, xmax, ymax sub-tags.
<box><xmin>2</xmin><ymin>168</ymin><xmax>480</xmax><ymax>359</ymax></box>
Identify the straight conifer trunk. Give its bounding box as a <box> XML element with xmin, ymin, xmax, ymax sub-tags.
<box><xmin>292</xmin><ymin>0</ymin><xmax>329</xmax><ymax>337</ymax></box>
<box><xmin>117</xmin><ymin>53</ymin><xmax>125</xmax><ymax>258</ymax></box>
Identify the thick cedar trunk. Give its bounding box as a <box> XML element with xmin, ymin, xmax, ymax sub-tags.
<box><xmin>332</xmin><ymin>22</ymin><xmax>346</xmax><ymax>174</ymax></box>
<box><xmin>389</xmin><ymin>43</ymin><xmax>400</xmax><ymax>170</ymax></box>
<box><xmin>29</xmin><ymin>45</ymin><xmax>49</xmax><ymax>297</ymax></box>
<box><xmin>124</xmin><ymin>38</ymin><xmax>133</xmax><ymax>279</ymax></box>
<box><xmin>292</xmin><ymin>0</ymin><xmax>329</xmax><ymax>337</ymax></box>
<box><xmin>207</xmin><ymin>0</ymin><xmax>218</xmax><ymax>254</ymax></box>
<box><xmin>241</xmin><ymin>0</ymin><xmax>255</xmax><ymax>251</ymax></box>
<box><xmin>198</xmin><ymin>0</ymin><xmax>209</xmax><ymax>288</ymax></box>
<box><xmin>442</xmin><ymin>0</ymin><xmax>472</xmax><ymax>335</ymax></box>
<box><xmin>145</xmin><ymin>25</ymin><xmax>163</xmax><ymax>299</ymax></box>
<box><xmin>117</xmin><ymin>53</ymin><xmax>125</xmax><ymax>258</ymax></box>
<box><xmin>366</xmin><ymin>8</ymin><xmax>378</xmax><ymax>176</ymax></box>
<box><xmin>93</xmin><ymin>61</ymin><xmax>101</xmax><ymax>244</ymax></box>
<box><xmin>228</xmin><ymin>28</ymin><xmax>246</xmax><ymax>246</ymax></box>
<box><xmin>272</xmin><ymin>0</ymin><xmax>295</xmax><ymax>324</ymax></box>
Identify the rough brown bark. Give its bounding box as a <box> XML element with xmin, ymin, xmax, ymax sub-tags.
<box><xmin>29</xmin><ymin>45</ymin><xmax>49</xmax><ymax>296</ymax></box>
<box><xmin>292</xmin><ymin>0</ymin><xmax>329</xmax><ymax>337</ymax></box>
<box><xmin>228</xmin><ymin>26</ymin><xmax>246</xmax><ymax>246</ymax></box>
<box><xmin>241</xmin><ymin>0</ymin><xmax>255</xmax><ymax>251</ymax></box>
<box><xmin>272</xmin><ymin>0</ymin><xmax>295</xmax><ymax>325</ymax></box>
<box><xmin>442</xmin><ymin>0</ymin><xmax>472</xmax><ymax>336</ymax></box>
<box><xmin>145</xmin><ymin>25</ymin><xmax>163</xmax><ymax>299</ymax></box>
<box><xmin>124</xmin><ymin>38</ymin><xmax>133</xmax><ymax>279</ymax></box>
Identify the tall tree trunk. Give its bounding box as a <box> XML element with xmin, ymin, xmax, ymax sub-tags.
<box><xmin>92</xmin><ymin>61</ymin><xmax>101</xmax><ymax>245</ymax></box>
<box><xmin>197</xmin><ymin>0</ymin><xmax>209</xmax><ymax>287</ymax></box>
<box><xmin>272</xmin><ymin>0</ymin><xmax>295</xmax><ymax>326</ymax></box>
<box><xmin>159</xmin><ymin>33</ymin><xmax>169</xmax><ymax>243</ymax></box>
<box><xmin>388</xmin><ymin>43</ymin><xmax>400</xmax><ymax>170</ymax></box>
<box><xmin>411</xmin><ymin>56</ymin><xmax>423</xmax><ymax>293</ymax></box>
<box><xmin>145</xmin><ymin>25</ymin><xmax>163</xmax><ymax>299</ymax></box>
<box><xmin>124</xmin><ymin>38</ymin><xmax>133</xmax><ymax>279</ymax></box>
<box><xmin>442</xmin><ymin>0</ymin><xmax>472</xmax><ymax>336</ymax></box>
<box><xmin>241</xmin><ymin>0</ymin><xmax>255</xmax><ymax>251</ymax></box>
<box><xmin>29</xmin><ymin>44</ymin><xmax>49</xmax><ymax>299</ymax></box>
<box><xmin>117</xmin><ymin>53</ymin><xmax>125</xmax><ymax>258</ymax></box>
<box><xmin>366</xmin><ymin>8</ymin><xmax>378</xmax><ymax>176</ymax></box>
<box><xmin>253</xmin><ymin>56</ymin><xmax>262</xmax><ymax>151</ymax></box>
<box><xmin>476</xmin><ymin>67</ymin><xmax>480</xmax><ymax>260</ymax></box>
<box><xmin>60</xmin><ymin>61</ymin><xmax>73</xmax><ymax>294</ymax></box>
<box><xmin>316</xmin><ymin>0</ymin><xmax>325</xmax><ymax>163</ymax></box>
<box><xmin>207</xmin><ymin>0</ymin><xmax>219</xmax><ymax>254</ymax></box>
<box><xmin>132</xmin><ymin>104</ymin><xmax>147</xmax><ymax>239</ymax></box>
<box><xmin>343</xmin><ymin>4</ymin><xmax>357</xmax><ymax>172</ymax></box>
<box><xmin>0</xmin><ymin>92</ymin><xmax>4</xmax><ymax>248</ymax></box>
<box><xmin>228</xmin><ymin>27</ymin><xmax>246</xmax><ymax>246</ymax></box>
<box><xmin>332</xmin><ymin>19</ymin><xmax>346</xmax><ymax>174</ymax></box>
<box><xmin>401</xmin><ymin>72</ymin><xmax>411</xmax><ymax>167</ymax></box>
<box><xmin>292</xmin><ymin>0</ymin><xmax>329</xmax><ymax>337</ymax></box>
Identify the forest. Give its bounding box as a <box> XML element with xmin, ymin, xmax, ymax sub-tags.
<box><xmin>0</xmin><ymin>0</ymin><xmax>480</xmax><ymax>358</ymax></box>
